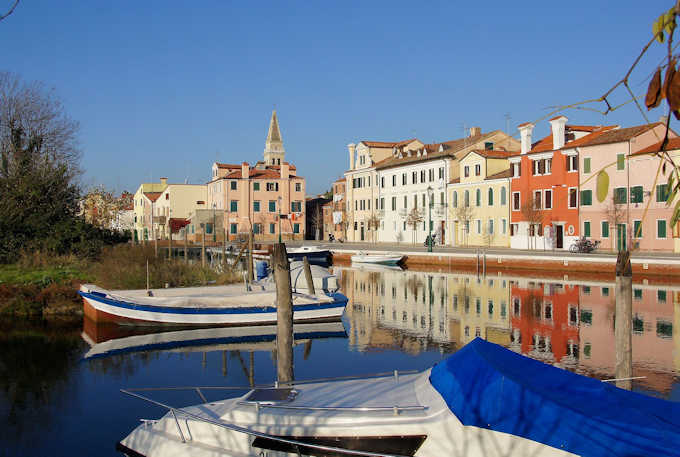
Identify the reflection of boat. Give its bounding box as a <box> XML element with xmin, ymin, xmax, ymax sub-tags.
<box><xmin>81</xmin><ymin>321</ymin><xmax>347</xmax><ymax>360</ymax></box>
<box><xmin>78</xmin><ymin>282</ymin><xmax>347</xmax><ymax>326</ymax></box>
<box><xmin>286</xmin><ymin>246</ymin><xmax>331</xmax><ymax>266</ymax></box>
<box><xmin>351</xmin><ymin>252</ymin><xmax>404</xmax><ymax>266</ymax></box>
<box><xmin>120</xmin><ymin>338</ymin><xmax>680</xmax><ymax>457</ymax></box>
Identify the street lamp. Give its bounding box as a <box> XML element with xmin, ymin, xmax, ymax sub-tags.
<box><xmin>427</xmin><ymin>186</ymin><xmax>433</xmax><ymax>252</ymax></box>
<box><xmin>278</xmin><ymin>196</ymin><xmax>282</xmax><ymax>244</ymax></box>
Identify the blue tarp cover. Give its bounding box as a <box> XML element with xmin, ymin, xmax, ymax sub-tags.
<box><xmin>429</xmin><ymin>338</ymin><xmax>680</xmax><ymax>457</ymax></box>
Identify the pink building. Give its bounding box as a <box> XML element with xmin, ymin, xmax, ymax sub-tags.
<box><xmin>206</xmin><ymin>111</ymin><xmax>306</xmax><ymax>241</ymax></box>
<box><xmin>576</xmin><ymin>122</ymin><xmax>676</xmax><ymax>252</ymax></box>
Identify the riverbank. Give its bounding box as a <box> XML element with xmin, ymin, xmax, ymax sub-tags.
<box><xmin>0</xmin><ymin>244</ymin><xmax>239</xmax><ymax>318</ymax></box>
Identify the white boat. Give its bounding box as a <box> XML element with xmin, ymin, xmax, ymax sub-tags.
<box><xmin>81</xmin><ymin>321</ymin><xmax>347</xmax><ymax>360</ymax></box>
<box><xmin>286</xmin><ymin>246</ymin><xmax>331</xmax><ymax>266</ymax></box>
<box><xmin>351</xmin><ymin>252</ymin><xmax>404</xmax><ymax>266</ymax></box>
<box><xmin>118</xmin><ymin>337</ymin><xmax>680</xmax><ymax>457</ymax></box>
<box><xmin>79</xmin><ymin>282</ymin><xmax>347</xmax><ymax>326</ymax></box>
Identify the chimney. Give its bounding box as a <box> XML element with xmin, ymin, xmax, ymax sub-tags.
<box><xmin>347</xmin><ymin>143</ymin><xmax>356</xmax><ymax>170</ymax></box>
<box><xmin>469</xmin><ymin>127</ymin><xmax>481</xmax><ymax>137</ymax></box>
<box><xmin>160</xmin><ymin>177</ymin><xmax>168</xmax><ymax>186</ymax></box>
<box><xmin>549</xmin><ymin>115</ymin><xmax>568</xmax><ymax>150</ymax></box>
<box><xmin>241</xmin><ymin>162</ymin><xmax>249</xmax><ymax>180</ymax></box>
<box><xmin>518</xmin><ymin>122</ymin><xmax>535</xmax><ymax>154</ymax></box>
<box><xmin>280</xmin><ymin>162</ymin><xmax>289</xmax><ymax>179</ymax></box>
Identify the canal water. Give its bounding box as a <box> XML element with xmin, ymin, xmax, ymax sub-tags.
<box><xmin>1</xmin><ymin>265</ymin><xmax>679</xmax><ymax>456</ymax></box>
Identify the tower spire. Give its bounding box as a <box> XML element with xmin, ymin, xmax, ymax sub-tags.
<box><xmin>264</xmin><ymin>110</ymin><xmax>285</xmax><ymax>165</ymax></box>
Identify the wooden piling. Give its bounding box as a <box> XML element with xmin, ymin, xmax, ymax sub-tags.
<box><xmin>222</xmin><ymin>229</ymin><xmax>227</xmax><ymax>271</ymax></box>
<box><xmin>303</xmin><ymin>256</ymin><xmax>316</xmax><ymax>295</ymax></box>
<box><xmin>272</xmin><ymin>243</ymin><xmax>294</xmax><ymax>384</ymax></box>
<box><xmin>247</xmin><ymin>230</ymin><xmax>254</xmax><ymax>282</ymax></box>
<box><xmin>615</xmin><ymin>250</ymin><xmax>633</xmax><ymax>390</ymax></box>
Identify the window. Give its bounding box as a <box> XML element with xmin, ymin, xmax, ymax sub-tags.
<box><xmin>566</xmin><ymin>155</ymin><xmax>578</xmax><ymax>172</ymax></box>
<box><xmin>583</xmin><ymin>157</ymin><xmax>591</xmax><ymax>174</ymax></box>
<box><xmin>453</xmin><ymin>191</ymin><xmax>458</xmax><ymax>208</ymax></box>
<box><xmin>584</xmin><ymin>221</ymin><xmax>591</xmax><ymax>237</ymax></box>
<box><xmin>420</xmin><ymin>170</ymin><xmax>425</xmax><ymax>183</ymax></box>
<box><xmin>295</xmin><ymin>183</ymin><xmax>301</xmax><ymax>192</ymax></box>
<box><xmin>380</xmin><ymin>198</ymin><xmax>384</xmax><ymax>210</ymax></box>
<box><xmin>510</xmin><ymin>223</ymin><xmax>518</xmax><ymax>236</ymax></box>
<box><xmin>403</xmin><ymin>196</ymin><xmax>407</xmax><ymax>208</ymax></box>
<box><xmin>488</xmin><ymin>188</ymin><xmax>494</xmax><ymax>206</ymax></box>
<box><xmin>475</xmin><ymin>164</ymin><xmax>481</xmax><ymax>176</ymax></box>
<box><xmin>253</xmin><ymin>182</ymin><xmax>260</xmax><ymax>191</ymax></box>
<box><xmin>544</xmin><ymin>189</ymin><xmax>552</xmax><ymax>209</ymax></box>
<box><xmin>502</xmin><ymin>218</ymin><xmax>507</xmax><ymax>234</ymax></box>
<box><xmin>253</xmin><ymin>223</ymin><xmax>261</xmax><ymax>234</ymax></box>
<box><xmin>391</xmin><ymin>197</ymin><xmax>396</xmax><ymax>211</ymax></box>
<box><xmin>230</xmin><ymin>223</ymin><xmax>237</xmax><ymax>234</ymax></box>
<box><xmin>422</xmin><ymin>194</ymin><xmax>426</xmax><ymax>207</ymax></box>
<box><xmin>464</xmin><ymin>166</ymin><xmax>470</xmax><ymax>177</ymax></box>
<box><xmin>476</xmin><ymin>219</ymin><xmax>481</xmax><ymax>234</ymax></box>
<box><xmin>657</xmin><ymin>184</ymin><xmax>669</xmax><ymax>202</ymax></box>
<box><xmin>568</xmin><ymin>188</ymin><xmax>577</xmax><ymax>208</ymax></box>
<box><xmin>488</xmin><ymin>219</ymin><xmax>494</xmax><ymax>235</ymax></box>
<box><xmin>657</xmin><ymin>320</ymin><xmax>673</xmax><ymax>338</ymax></box>
<box><xmin>269</xmin><ymin>223</ymin><xmax>276</xmax><ymax>234</ymax></box>
<box><xmin>511</xmin><ymin>161</ymin><xmax>521</xmax><ymax>178</ymax></box>
<box><xmin>291</xmin><ymin>201</ymin><xmax>302</xmax><ymax>212</ymax></box>
<box><xmin>402</xmin><ymin>173</ymin><xmax>406</xmax><ymax>185</ymax></box>
<box><xmin>412</xmin><ymin>171</ymin><xmax>417</xmax><ymax>184</ymax></box>
<box><xmin>230</xmin><ymin>200</ymin><xmax>238</xmax><ymax>212</ymax></box>
<box><xmin>266</xmin><ymin>182</ymin><xmax>279</xmax><ymax>191</ymax></box>
<box><xmin>230</xmin><ymin>181</ymin><xmax>237</xmax><ymax>190</ymax></box>
<box><xmin>512</xmin><ymin>192</ymin><xmax>520</xmax><ymax>211</ymax></box>
<box><xmin>534</xmin><ymin>190</ymin><xmax>542</xmax><ymax>209</ymax></box>
<box><xmin>293</xmin><ymin>223</ymin><xmax>300</xmax><ymax>234</ymax></box>
<box><xmin>601</xmin><ymin>221</ymin><xmax>609</xmax><ymax>238</ymax></box>
<box><xmin>465</xmin><ymin>190</ymin><xmax>470</xmax><ymax>207</ymax></box>
<box><xmin>253</xmin><ymin>201</ymin><xmax>260</xmax><ymax>212</ymax></box>
<box><xmin>381</xmin><ymin>177</ymin><xmax>384</xmax><ymax>188</ymax></box>
<box><xmin>476</xmin><ymin>189</ymin><xmax>481</xmax><ymax>206</ymax></box>
<box><xmin>658</xmin><ymin>290</ymin><xmax>667</xmax><ymax>303</ymax></box>
<box><xmin>633</xmin><ymin>220</ymin><xmax>642</xmax><ymax>238</ymax></box>
<box><xmin>484</xmin><ymin>141</ymin><xmax>494</xmax><ymax>150</ymax></box>
<box><xmin>206</xmin><ymin>223</ymin><xmax>213</xmax><ymax>234</ymax></box>
<box><xmin>545</xmin><ymin>158</ymin><xmax>552</xmax><ymax>174</ymax></box>
<box><xmin>392</xmin><ymin>175</ymin><xmax>396</xmax><ymax>186</ymax></box>
<box><xmin>616</xmin><ymin>153</ymin><xmax>625</xmax><ymax>170</ymax></box>
<box><xmin>581</xmin><ymin>189</ymin><xmax>592</xmax><ymax>206</ymax></box>
<box><xmin>631</xmin><ymin>186</ymin><xmax>643</xmax><ymax>203</ymax></box>
<box><xmin>501</xmin><ymin>187</ymin><xmax>507</xmax><ymax>205</ymax></box>
<box><xmin>634</xmin><ymin>288</ymin><xmax>642</xmax><ymax>300</ymax></box>
<box><xmin>657</xmin><ymin>219</ymin><xmax>667</xmax><ymax>238</ymax></box>
<box><xmin>269</xmin><ymin>200</ymin><xmax>276</xmax><ymax>212</ymax></box>
<box><xmin>602</xmin><ymin>287</ymin><xmax>609</xmax><ymax>297</ymax></box>
<box><xmin>614</xmin><ymin>187</ymin><xmax>627</xmax><ymax>204</ymax></box>
<box><xmin>438</xmin><ymin>167</ymin><xmax>444</xmax><ymax>179</ymax></box>
<box><xmin>429</xmin><ymin>169</ymin><xmax>434</xmax><ymax>182</ymax></box>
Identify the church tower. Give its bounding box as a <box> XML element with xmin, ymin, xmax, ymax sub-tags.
<box><xmin>264</xmin><ymin>110</ymin><xmax>285</xmax><ymax>166</ymax></box>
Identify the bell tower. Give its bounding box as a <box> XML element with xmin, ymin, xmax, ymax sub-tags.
<box><xmin>264</xmin><ymin>110</ymin><xmax>285</xmax><ymax>165</ymax></box>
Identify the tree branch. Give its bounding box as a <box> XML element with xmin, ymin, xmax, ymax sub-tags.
<box><xmin>0</xmin><ymin>0</ymin><xmax>19</xmax><ymax>22</ymax></box>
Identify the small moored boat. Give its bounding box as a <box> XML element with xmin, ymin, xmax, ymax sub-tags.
<box><xmin>286</xmin><ymin>246</ymin><xmax>331</xmax><ymax>266</ymax></box>
<box><xmin>351</xmin><ymin>251</ymin><xmax>404</xmax><ymax>266</ymax></box>
<box><xmin>79</xmin><ymin>283</ymin><xmax>347</xmax><ymax>326</ymax></box>
<box><xmin>118</xmin><ymin>338</ymin><xmax>680</xmax><ymax>457</ymax></box>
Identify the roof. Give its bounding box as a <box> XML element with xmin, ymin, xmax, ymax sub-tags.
<box><xmin>634</xmin><ymin>137</ymin><xmax>680</xmax><ymax>155</ymax></box>
<box><xmin>215</xmin><ymin>162</ymin><xmax>241</xmax><ymax>169</ymax></box>
<box><xmin>143</xmin><ymin>192</ymin><xmax>162</xmax><ymax>202</ymax></box>
<box><xmin>224</xmin><ymin>169</ymin><xmax>303</xmax><ymax>179</ymax></box>
<box><xmin>360</xmin><ymin>139</ymin><xmax>416</xmax><ymax>148</ymax></box>
<box><xmin>549</xmin><ymin>115</ymin><xmax>568</xmax><ymax>121</ymax></box>
<box><xmin>462</xmin><ymin>149</ymin><xmax>519</xmax><ymax>160</ymax></box>
<box><xmin>566</xmin><ymin>125</ymin><xmax>601</xmax><ymax>132</ymax></box>
<box><xmin>527</xmin><ymin>125</ymin><xmax>618</xmax><ymax>153</ymax></box>
<box><xmin>375</xmin><ymin>131</ymin><xmax>505</xmax><ymax>170</ymax></box>
<box><xmin>485</xmin><ymin>169</ymin><xmax>512</xmax><ymax>180</ymax></box>
<box><xmin>333</xmin><ymin>177</ymin><xmax>346</xmax><ymax>183</ymax></box>
<box><xmin>569</xmin><ymin>123</ymin><xmax>666</xmax><ymax>148</ymax></box>
<box><xmin>430</xmin><ymin>338</ymin><xmax>680</xmax><ymax>457</ymax></box>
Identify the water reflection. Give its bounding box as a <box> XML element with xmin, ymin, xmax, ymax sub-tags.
<box><xmin>336</xmin><ymin>266</ymin><xmax>680</xmax><ymax>397</ymax></box>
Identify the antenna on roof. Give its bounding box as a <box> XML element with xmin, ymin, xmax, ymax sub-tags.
<box><xmin>504</xmin><ymin>113</ymin><xmax>511</xmax><ymax>135</ymax></box>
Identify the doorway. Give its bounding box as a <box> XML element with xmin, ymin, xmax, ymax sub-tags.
<box><xmin>617</xmin><ymin>223</ymin><xmax>627</xmax><ymax>252</ymax></box>
<box><xmin>555</xmin><ymin>225</ymin><xmax>564</xmax><ymax>249</ymax></box>
<box><xmin>440</xmin><ymin>221</ymin><xmax>446</xmax><ymax>245</ymax></box>
<box><xmin>360</xmin><ymin>223</ymin><xmax>365</xmax><ymax>241</ymax></box>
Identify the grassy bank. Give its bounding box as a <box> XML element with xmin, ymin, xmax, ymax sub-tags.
<box><xmin>0</xmin><ymin>244</ymin><xmax>239</xmax><ymax>318</ymax></box>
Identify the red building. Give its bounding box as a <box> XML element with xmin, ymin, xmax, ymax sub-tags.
<box><xmin>509</xmin><ymin>116</ymin><xmax>615</xmax><ymax>250</ymax></box>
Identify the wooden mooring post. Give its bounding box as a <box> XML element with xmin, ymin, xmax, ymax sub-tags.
<box><xmin>615</xmin><ymin>250</ymin><xmax>633</xmax><ymax>390</ymax></box>
<box><xmin>303</xmin><ymin>256</ymin><xmax>315</xmax><ymax>295</ymax></box>
<box><xmin>272</xmin><ymin>243</ymin><xmax>294</xmax><ymax>384</ymax></box>
<box><xmin>247</xmin><ymin>231</ymin><xmax>254</xmax><ymax>282</ymax></box>
<box><xmin>222</xmin><ymin>228</ymin><xmax>227</xmax><ymax>271</ymax></box>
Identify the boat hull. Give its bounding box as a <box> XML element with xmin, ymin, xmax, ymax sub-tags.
<box><xmin>80</xmin><ymin>291</ymin><xmax>347</xmax><ymax>326</ymax></box>
<box><xmin>350</xmin><ymin>255</ymin><xmax>404</xmax><ymax>266</ymax></box>
<box><xmin>287</xmin><ymin>249</ymin><xmax>331</xmax><ymax>266</ymax></box>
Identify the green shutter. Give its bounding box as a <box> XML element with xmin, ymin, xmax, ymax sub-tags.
<box><xmin>293</xmin><ymin>223</ymin><xmax>300</xmax><ymax>234</ymax></box>
<box><xmin>488</xmin><ymin>188</ymin><xmax>493</xmax><ymax>206</ymax></box>
<box><xmin>658</xmin><ymin>219</ymin><xmax>667</xmax><ymax>238</ymax></box>
<box><xmin>253</xmin><ymin>182</ymin><xmax>259</xmax><ymax>191</ymax></box>
<box><xmin>614</xmin><ymin>187</ymin><xmax>627</xmax><ymax>204</ymax></box>
<box><xmin>634</xmin><ymin>220</ymin><xmax>642</xmax><ymax>238</ymax></box>
<box><xmin>601</xmin><ymin>221</ymin><xmax>609</xmax><ymax>238</ymax></box>
<box><xmin>584</xmin><ymin>221</ymin><xmax>591</xmax><ymax>237</ymax></box>
<box><xmin>580</xmin><ymin>190</ymin><xmax>592</xmax><ymax>206</ymax></box>
<box><xmin>253</xmin><ymin>201</ymin><xmax>260</xmax><ymax>212</ymax></box>
<box><xmin>583</xmin><ymin>157</ymin><xmax>591</xmax><ymax>174</ymax></box>
<box><xmin>617</xmin><ymin>153</ymin><xmax>625</xmax><ymax>170</ymax></box>
<box><xmin>657</xmin><ymin>184</ymin><xmax>669</xmax><ymax>202</ymax></box>
<box><xmin>631</xmin><ymin>186</ymin><xmax>643</xmax><ymax>203</ymax></box>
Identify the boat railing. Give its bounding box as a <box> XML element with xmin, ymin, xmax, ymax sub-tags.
<box><xmin>236</xmin><ymin>401</ymin><xmax>428</xmax><ymax>414</ymax></box>
<box><xmin>120</xmin><ymin>388</ymin><xmax>416</xmax><ymax>457</ymax></box>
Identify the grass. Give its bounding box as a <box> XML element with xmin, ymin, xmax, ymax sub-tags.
<box><xmin>0</xmin><ymin>244</ymin><xmax>240</xmax><ymax>318</ymax></box>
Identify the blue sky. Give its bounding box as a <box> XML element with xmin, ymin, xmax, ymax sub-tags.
<box><xmin>0</xmin><ymin>0</ymin><xmax>675</xmax><ymax>194</ymax></box>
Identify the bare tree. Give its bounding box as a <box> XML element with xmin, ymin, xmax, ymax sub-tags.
<box><xmin>366</xmin><ymin>211</ymin><xmax>382</xmax><ymax>243</ymax></box>
<box><xmin>482</xmin><ymin>219</ymin><xmax>496</xmax><ymax>247</ymax></box>
<box><xmin>309</xmin><ymin>205</ymin><xmax>323</xmax><ymax>240</ymax></box>
<box><xmin>405</xmin><ymin>207</ymin><xmax>423</xmax><ymax>245</ymax></box>
<box><xmin>521</xmin><ymin>196</ymin><xmax>544</xmax><ymax>250</ymax></box>
<box><xmin>452</xmin><ymin>204</ymin><xmax>475</xmax><ymax>247</ymax></box>
<box><xmin>81</xmin><ymin>185</ymin><xmax>119</xmax><ymax>229</ymax></box>
<box><xmin>604</xmin><ymin>194</ymin><xmax>627</xmax><ymax>251</ymax></box>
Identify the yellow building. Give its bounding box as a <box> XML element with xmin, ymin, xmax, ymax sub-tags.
<box><xmin>447</xmin><ymin>150</ymin><xmax>514</xmax><ymax>247</ymax></box>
